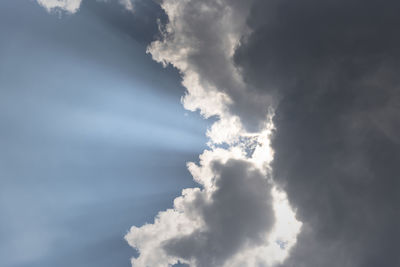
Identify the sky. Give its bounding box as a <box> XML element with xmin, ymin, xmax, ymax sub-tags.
<box><xmin>0</xmin><ymin>1</ymin><xmax>208</xmax><ymax>267</ymax></box>
<box><xmin>2</xmin><ymin>0</ymin><xmax>400</xmax><ymax>267</ymax></box>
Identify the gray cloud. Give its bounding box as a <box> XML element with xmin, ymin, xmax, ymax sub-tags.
<box><xmin>163</xmin><ymin>159</ymin><xmax>275</xmax><ymax>267</ymax></box>
<box><xmin>234</xmin><ymin>0</ymin><xmax>400</xmax><ymax>266</ymax></box>
<box><xmin>125</xmin><ymin>150</ymin><xmax>286</xmax><ymax>267</ymax></box>
<box><xmin>146</xmin><ymin>0</ymin><xmax>276</xmax><ymax>134</ymax></box>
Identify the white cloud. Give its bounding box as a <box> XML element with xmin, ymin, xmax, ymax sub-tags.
<box><xmin>126</xmin><ymin>131</ymin><xmax>301</xmax><ymax>266</ymax></box>
<box><xmin>36</xmin><ymin>0</ymin><xmax>82</xmax><ymax>13</ymax></box>
<box><xmin>126</xmin><ymin>0</ymin><xmax>302</xmax><ymax>266</ymax></box>
<box><xmin>146</xmin><ymin>0</ymin><xmax>254</xmax><ymax>143</ymax></box>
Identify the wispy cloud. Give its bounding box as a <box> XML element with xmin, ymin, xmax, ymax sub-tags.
<box><xmin>36</xmin><ymin>0</ymin><xmax>136</xmax><ymax>14</ymax></box>
<box><xmin>119</xmin><ymin>0</ymin><xmax>134</xmax><ymax>11</ymax></box>
<box><xmin>36</xmin><ymin>0</ymin><xmax>82</xmax><ymax>13</ymax></box>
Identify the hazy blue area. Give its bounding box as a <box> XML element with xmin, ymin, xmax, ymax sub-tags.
<box><xmin>0</xmin><ymin>1</ymin><xmax>207</xmax><ymax>266</ymax></box>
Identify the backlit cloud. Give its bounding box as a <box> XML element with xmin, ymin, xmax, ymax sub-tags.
<box><xmin>125</xmin><ymin>0</ymin><xmax>302</xmax><ymax>266</ymax></box>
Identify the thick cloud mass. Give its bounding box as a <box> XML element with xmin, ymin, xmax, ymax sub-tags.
<box><xmin>234</xmin><ymin>0</ymin><xmax>400</xmax><ymax>266</ymax></box>
<box><xmin>163</xmin><ymin>160</ymin><xmax>274</xmax><ymax>267</ymax></box>
<box><xmin>147</xmin><ymin>0</ymin><xmax>275</xmax><ymax>135</ymax></box>
<box><xmin>125</xmin><ymin>147</ymin><xmax>295</xmax><ymax>267</ymax></box>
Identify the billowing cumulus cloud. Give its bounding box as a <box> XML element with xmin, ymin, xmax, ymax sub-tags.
<box><xmin>125</xmin><ymin>1</ymin><xmax>302</xmax><ymax>266</ymax></box>
<box><xmin>147</xmin><ymin>0</ymin><xmax>276</xmax><ymax>135</ymax></box>
<box><xmin>126</xmin><ymin>139</ymin><xmax>301</xmax><ymax>267</ymax></box>
<box><xmin>127</xmin><ymin>157</ymin><xmax>275</xmax><ymax>266</ymax></box>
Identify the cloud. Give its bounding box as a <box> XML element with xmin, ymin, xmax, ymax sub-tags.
<box><xmin>147</xmin><ymin>0</ymin><xmax>276</xmax><ymax>134</ymax></box>
<box><xmin>126</xmin><ymin>144</ymin><xmax>301</xmax><ymax>267</ymax></box>
<box><xmin>233</xmin><ymin>0</ymin><xmax>400</xmax><ymax>266</ymax></box>
<box><xmin>129</xmin><ymin>0</ymin><xmax>400</xmax><ymax>265</ymax></box>
<box><xmin>127</xmin><ymin>158</ymin><xmax>274</xmax><ymax>266</ymax></box>
<box><xmin>34</xmin><ymin>0</ymin><xmax>399</xmax><ymax>266</ymax></box>
<box><xmin>126</xmin><ymin>0</ymin><xmax>302</xmax><ymax>266</ymax></box>
<box><xmin>163</xmin><ymin>159</ymin><xmax>274</xmax><ymax>266</ymax></box>
<box><xmin>36</xmin><ymin>0</ymin><xmax>400</xmax><ymax>266</ymax></box>
<box><xmin>36</xmin><ymin>0</ymin><xmax>82</xmax><ymax>13</ymax></box>
<box><xmin>36</xmin><ymin>0</ymin><xmax>136</xmax><ymax>14</ymax></box>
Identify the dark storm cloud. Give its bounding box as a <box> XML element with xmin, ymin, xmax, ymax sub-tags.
<box><xmin>162</xmin><ymin>159</ymin><xmax>275</xmax><ymax>267</ymax></box>
<box><xmin>234</xmin><ymin>0</ymin><xmax>400</xmax><ymax>266</ymax></box>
